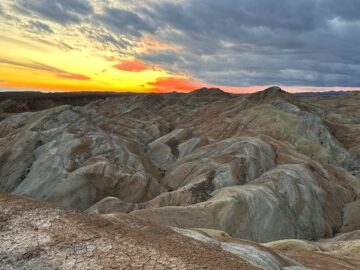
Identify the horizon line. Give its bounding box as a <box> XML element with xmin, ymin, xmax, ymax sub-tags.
<box><xmin>1</xmin><ymin>86</ymin><xmax>359</xmax><ymax>95</ymax></box>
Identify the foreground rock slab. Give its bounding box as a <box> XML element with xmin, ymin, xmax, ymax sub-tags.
<box><xmin>0</xmin><ymin>192</ymin><xmax>259</xmax><ymax>270</ymax></box>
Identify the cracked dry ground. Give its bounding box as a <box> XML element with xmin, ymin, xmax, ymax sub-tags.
<box><xmin>0</xmin><ymin>193</ymin><xmax>258</xmax><ymax>270</ymax></box>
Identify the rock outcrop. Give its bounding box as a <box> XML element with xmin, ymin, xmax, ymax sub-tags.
<box><xmin>0</xmin><ymin>105</ymin><xmax>165</xmax><ymax>210</ymax></box>
<box><xmin>0</xmin><ymin>192</ymin><xmax>258</xmax><ymax>270</ymax></box>
<box><xmin>133</xmin><ymin>163</ymin><xmax>354</xmax><ymax>242</ymax></box>
<box><xmin>0</xmin><ymin>87</ymin><xmax>359</xmax><ymax>268</ymax></box>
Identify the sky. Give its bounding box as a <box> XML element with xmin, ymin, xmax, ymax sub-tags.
<box><xmin>0</xmin><ymin>0</ymin><xmax>359</xmax><ymax>93</ymax></box>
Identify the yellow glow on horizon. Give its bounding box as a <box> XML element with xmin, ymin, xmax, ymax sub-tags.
<box><xmin>0</xmin><ymin>18</ymin><xmax>184</xmax><ymax>93</ymax></box>
<box><xmin>1</xmin><ymin>2</ymin><xmax>359</xmax><ymax>94</ymax></box>
<box><xmin>0</xmin><ymin>12</ymin><xmax>279</xmax><ymax>94</ymax></box>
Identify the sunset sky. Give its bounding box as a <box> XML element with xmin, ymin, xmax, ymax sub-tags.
<box><xmin>0</xmin><ymin>0</ymin><xmax>359</xmax><ymax>93</ymax></box>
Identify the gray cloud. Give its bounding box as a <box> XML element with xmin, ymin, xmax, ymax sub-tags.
<box><xmin>28</xmin><ymin>20</ymin><xmax>53</xmax><ymax>33</ymax></box>
<box><xmin>4</xmin><ymin>0</ymin><xmax>360</xmax><ymax>87</ymax></box>
<box><xmin>0</xmin><ymin>2</ymin><xmax>15</xmax><ymax>20</ymax></box>
<box><xmin>324</xmin><ymin>0</ymin><xmax>360</xmax><ymax>21</ymax></box>
<box><xmin>13</xmin><ymin>0</ymin><xmax>93</xmax><ymax>24</ymax></box>
<box><xmin>94</xmin><ymin>33</ymin><xmax>130</xmax><ymax>49</ymax></box>
<box><xmin>136</xmin><ymin>0</ymin><xmax>360</xmax><ymax>87</ymax></box>
<box><xmin>79</xmin><ymin>25</ymin><xmax>133</xmax><ymax>56</ymax></box>
<box><xmin>99</xmin><ymin>7</ymin><xmax>156</xmax><ymax>37</ymax></box>
<box><xmin>142</xmin><ymin>51</ymin><xmax>179</xmax><ymax>65</ymax></box>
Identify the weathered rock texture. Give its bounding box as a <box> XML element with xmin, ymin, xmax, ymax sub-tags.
<box><xmin>0</xmin><ymin>192</ymin><xmax>258</xmax><ymax>270</ymax></box>
<box><xmin>0</xmin><ymin>88</ymin><xmax>360</xmax><ymax>268</ymax></box>
<box><xmin>3</xmin><ymin>192</ymin><xmax>360</xmax><ymax>270</ymax></box>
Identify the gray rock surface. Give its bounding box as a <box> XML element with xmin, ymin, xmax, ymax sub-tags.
<box><xmin>0</xmin><ymin>88</ymin><xmax>359</xmax><ymax>247</ymax></box>
<box><xmin>0</xmin><ymin>105</ymin><xmax>165</xmax><ymax>210</ymax></box>
<box><xmin>133</xmin><ymin>163</ymin><xmax>354</xmax><ymax>242</ymax></box>
<box><xmin>161</xmin><ymin>136</ymin><xmax>276</xmax><ymax>191</ymax></box>
<box><xmin>173</xmin><ymin>227</ymin><xmax>304</xmax><ymax>270</ymax></box>
<box><xmin>342</xmin><ymin>199</ymin><xmax>360</xmax><ymax>232</ymax></box>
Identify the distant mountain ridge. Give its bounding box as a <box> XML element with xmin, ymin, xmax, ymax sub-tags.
<box><xmin>294</xmin><ymin>90</ymin><xmax>357</xmax><ymax>97</ymax></box>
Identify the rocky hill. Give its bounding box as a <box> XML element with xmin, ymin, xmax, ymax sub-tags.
<box><xmin>0</xmin><ymin>87</ymin><xmax>359</xmax><ymax>269</ymax></box>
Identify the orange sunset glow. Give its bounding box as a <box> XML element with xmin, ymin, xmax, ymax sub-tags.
<box><xmin>0</xmin><ymin>30</ymin><xmax>179</xmax><ymax>92</ymax></box>
<box><xmin>0</xmin><ymin>1</ymin><xmax>359</xmax><ymax>93</ymax></box>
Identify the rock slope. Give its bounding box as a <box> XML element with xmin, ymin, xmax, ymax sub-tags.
<box><xmin>2</xmin><ymin>192</ymin><xmax>360</xmax><ymax>270</ymax></box>
<box><xmin>0</xmin><ymin>87</ymin><xmax>359</xmax><ymax>268</ymax></box>
<box><xmin>0</xmin><ymin>192</ymin><xmax>258</xmax><ymax>270</ymax></box>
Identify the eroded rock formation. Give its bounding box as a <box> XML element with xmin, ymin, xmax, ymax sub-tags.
<box><xmin>0</xmin><ymin>88</ymin><xmax>359</xmax><ymax>269</ymax></box>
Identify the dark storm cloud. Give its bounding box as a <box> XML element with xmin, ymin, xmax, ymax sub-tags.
<box><xmin>13</xmin><ymin>0</ymin><xmax>93</xmax><ymax>24</ymax></box>
<box><xmin>136</xmin><ymin>0</ymin><xmax>360</xmax><ymax>87</ymax></box>
<box><xmin>148</xmin><ymin>0</ymin><xmax>319</xmax><ymax>34</ymax></box>
<box><xmin>99</xmin><ymin>7</ymin><xmax>156</xmax><ymax>37</ymax></box>
<box><xmin>324</xmin><ymin>0</ymin><xmax>360</xmax><ymax>21</ymax></box>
